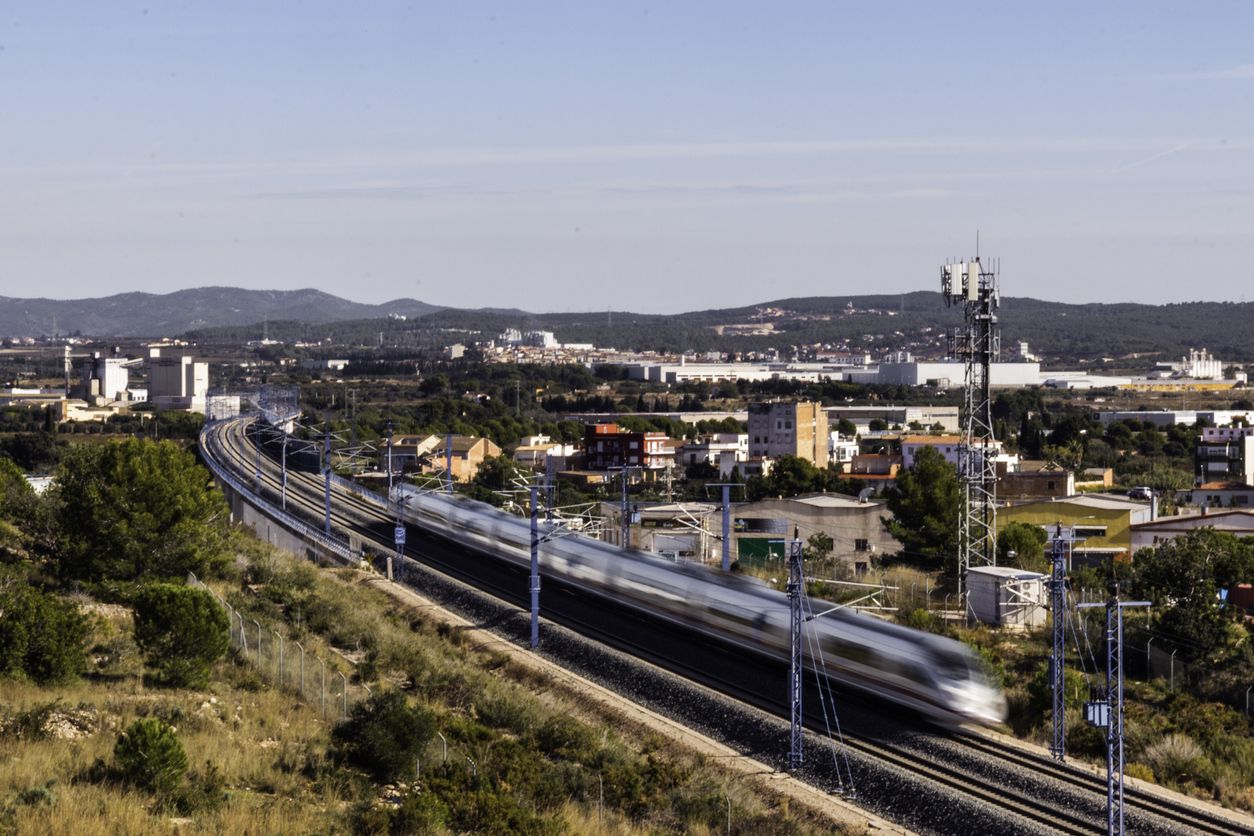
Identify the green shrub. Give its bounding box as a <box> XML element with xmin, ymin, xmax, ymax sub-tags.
<box><xmin>15</xmin><ymin>782</ymin><xmax>57</xmax><ymax>808</ymax></box>
<box><xmin>168</xmin><ymin>761</ymin><xmax>228</xmax><ymax>814</ymax></box>
<box><xmin>532</xmin><ymin>715</ymin><xmax>597</xmax><ymax>763</ymax></box>
<box><xmin>391</xmin><ymin>788</ymin><xmax>450</xmax><ymax>834</ymax></box>
<box><xmin>896</xmin><ymin>607</ymin><xmax>952</xmax><ymax>635</ymax></box>
<box><xmin>475</xmin><ymin>691</ymin><xmax>537</xmax><ymax>735</ymax></box>
<box><xmin>332</xmin><ymin>691</ymin><xmax>436</xmax><ymax>783</ymax></box>
<box><xmin>0</xmin><ymin>569</ymin><xmax>88</xmax><ymax>684</ymax></box>
<box><xmin>132</xmin><ymin>583</ymin><xmax>229</xmax><ymax>688</ymax></box>
<box><xmin>1143</xmin><ymin>734</ymin><xmax>1207</xmax><ymax>784</ymax></box>
<box><xmin>113</xmin><ymin>718</ymin><xmax>188</xmax><ymax>795</ymax></box>
<box><xmin>1026</xmin><ymin>661</ymin><xmax>1090</xmax><ymax>716</ymax></box>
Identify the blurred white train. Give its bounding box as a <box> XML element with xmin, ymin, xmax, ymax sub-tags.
<box><xmin>392</xmin><ymin>485</ymin><xmax>1007</xmax><ymax>727</ymax></box>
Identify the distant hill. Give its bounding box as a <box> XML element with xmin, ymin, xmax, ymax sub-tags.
<box><xmin>0</xmin><ymin>287</ymin><xmax>442</xmax><ymax>337</ymax></box>
<box><xmin>5</xmin><ymin>286</ymin><xmax>1253</xmax><ymax>365</ymax></box>
<box><xmin>395</xmin><ymin>292</ymin><xmax>1254</xmax><ymax>365</ymax></box>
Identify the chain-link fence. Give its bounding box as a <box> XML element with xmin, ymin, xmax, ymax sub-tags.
<box><xmin>188</xmin><ymin>572</ymin><xmax>371</xmax><ymax>722</ymax></box>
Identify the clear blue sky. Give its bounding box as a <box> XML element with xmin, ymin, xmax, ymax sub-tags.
<box><xmin>3</xmin><ymin>2</ymin><xmax>1252</xmax><ymax>312</ymax></box>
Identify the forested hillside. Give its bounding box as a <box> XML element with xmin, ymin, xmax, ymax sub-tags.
<box><xmin>186</xmin><ymin>292</ymin><xmax>1254</xmax><ymax>366</ymax></box>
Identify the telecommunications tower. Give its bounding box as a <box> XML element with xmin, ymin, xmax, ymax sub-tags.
<box><xmin>940</xmin><ymin>254</ymin><xmax>1000</xmax><ymax>606</ymax></box>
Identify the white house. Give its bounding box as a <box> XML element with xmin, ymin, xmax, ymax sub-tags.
<box><xmin>1130</xmin><ymin>509</ymin><xmax>1254</xmax><ymax>555</ymax></box>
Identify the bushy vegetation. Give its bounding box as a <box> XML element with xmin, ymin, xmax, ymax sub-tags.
<box><xmin>0</xmin><ymin>566</ymin><xmax>88</xmax><ymax>684</ymax></box>
<box><xmin>132</xmin><ymin>583</ymin><xmax>230</xmax><ymax>688</ymax></box>
<box><xmin>231</xmin><ymin>542</ymin><xmax>829</xmax><ymax>834</ymax></box>
<box><xmin>882</xmin><ymin>446</ymin><xmax>960</xmax><ymax>569</ymax></box>
<box><xmin>997</xmin><ymin>521</ymin><xmax>1049</xmax><ymax>572</ymax></box>
<box><xmin>53</xmin><ymin>438</ymin><xmax>231</xmax><ymax>582</ymax></box>
<box><xmin>1131</xmin><ymin>529</ymin><xmax>1254</xmax><ymax>663</ymax></box>
<box><xmin>111</xmin><ymin>718</ymin><xmax>189</xmax><ymax>795</ymax></box>
<box><xmin>744</xmin><ymin>455</ymin><xmax>864</xmax><ymax>501</ymax></box>
<box><xmin>331</xmin><ymin>690</ymin><xmax>436</xmax><ymax>783</ymax></box>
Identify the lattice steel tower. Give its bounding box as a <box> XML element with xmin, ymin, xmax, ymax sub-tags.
<box><xmin>941</xmin><ymin>255</ymin><xmax>1000</xmax><ymax>606</ymax></box>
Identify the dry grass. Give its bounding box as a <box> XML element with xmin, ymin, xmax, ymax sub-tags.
<box><xmin>0</xmin><ymin>655</ymin><xmax>341</xmax><ymax>833</ymax></box>
<box><xmin>1</xmin><ymin>532</ymin><xmax>853</xmax><ymax>834</ymax></box>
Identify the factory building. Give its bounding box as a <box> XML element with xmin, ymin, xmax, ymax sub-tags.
<box><xmin>149</xmin><ymin>354</ymin><xmax>210</xmax><ymax>412</ymax></box>
<box><xmin>76</xmin><ymin>352</ymin><xmax>143</xmax><ymax>404</ymax></box>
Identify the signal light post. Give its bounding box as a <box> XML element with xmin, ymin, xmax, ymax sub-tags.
<box><xmin>392</xmin><ymin>507</ymin><xmax>406</xmax><ymax>584</ymax></box>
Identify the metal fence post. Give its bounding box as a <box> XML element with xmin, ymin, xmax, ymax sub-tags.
<box><xmin>295</xmin><ymin>641</ymin><xmax>305</xmax><ymax>698</ymax></box>
<box><xmin>1170</xmin><ymin>649</ymin><xmax>1178</xmax><ymax>692</ymax></box>
<box><xmin>320</xmin><ymin>658</ymin><xmax>327</xmax><ymax>720</ymax></box>
<box><xmin>253</xmin><ymin>619</ymin><xmax>263</xmax><ymax>666</ymax></box>
<box><xmin>271</xmin><ymin>629</ymin><xmax>283</xmax><ymax>685</ymax></box>
<box><xmin>339</xmin><ymin>671</ymin><xmax>349</xmax><ymax>720</ymax></box>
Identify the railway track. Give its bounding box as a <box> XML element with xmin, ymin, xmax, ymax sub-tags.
<box><xmin>201</xmin><ymin>416</ymin><xmax>1254</xmax><ymax>836</ymax></box>
<box><xmin>950</xmin><ymin>730</ymin><xmax>1251</xmax><ymax>835</ymax></box>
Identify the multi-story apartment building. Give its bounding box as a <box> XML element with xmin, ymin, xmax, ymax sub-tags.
<box><xmin>1195</xmin><ymin>427</ymin><xmax>1254</xmax><ymax>486</ymax></box>
<box><xmin>747</xmin><ymin>401</ymin><xmax>829</xmax><ymax>467</ymax></box>
<box><xmin>583</xmin><ymin>423</ymin><xmax>674</xmax><ymax>472</ymax></box>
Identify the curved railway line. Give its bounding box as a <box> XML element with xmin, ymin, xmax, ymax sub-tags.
<box><xmin>201</xmin><ymin>416</ymin><xmax>1254</xmax><ymax>836</ymax></box>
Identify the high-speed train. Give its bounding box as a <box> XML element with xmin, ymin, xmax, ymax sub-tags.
<box><xmin>392</xmin><ymin>485</ymin><xmax>1007</xmax><ymax>727</ymax></box>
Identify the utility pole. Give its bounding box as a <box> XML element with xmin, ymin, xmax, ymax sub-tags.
<box><xmin>707</xmin><ymin>482</ymin><xmax>744</xmax><ymax>572</ymax></box>
<box><xmin>1049</xmin><ymin>524</ymin><xmax>1068</xmax><ymax>761</ymax></box>
<box><xmin>253</xmin><ymin>422</ymin><xmax>263</xmax><ymax>492</ymax></box>
<box><xmin>445</xmin><ymin>433</ymin><xmax>454</xmax><ymax>494</ymax></box>
<box><xmin>1081</xmin><ymin>584</ymin><xmax>1150</xmax><ymax>836</ymax></box>
<box><xmin>529</xmin><ymin>485</ymin><xmax>542</xmax><ymax>649</ymax></box>
<box><xmin>544</xmin><ymin>455</ymin><xmax>557</xmax><ymax>524</ymax></box>
<box><xmin>350</xmin><ymin>389</ymin><xmax>357</xmax><ymax>450</ymax></box>
<box><xmin>940</xmin><ymin>254</ymin><xmax>1000</xmax><ymax>609</ymax></box>
<box><xmin>787</xmin><ymin>530</ymin><xmax>804</xmax><ymax>771</ymax></box>
<box><xmin>619</xmin><ymin>466</ymin><xmax>633</xmax><ymax>549</ymax></box>
<box><xmin>322</xmin><ymin>420</ymin><xmax>332</xmax><ymax>536</ymax></box>
<box><xmin>386</xmin><ymin>421</ymin><xmax>394</xmax><ymax>496</ymax></box>
<box><xmin>280</xmin><ymin>427</ymin><xmax>289</xmax><ymax>510</ymax></box>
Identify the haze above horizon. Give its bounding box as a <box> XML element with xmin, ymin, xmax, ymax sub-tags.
<box><xmin>4</xmin><ymin>2</ymin><xmax>1253</xmax><ymax>314</ymax></box>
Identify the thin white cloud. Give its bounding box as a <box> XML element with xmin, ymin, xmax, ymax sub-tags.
<box><xmin>0</xmin><ymin>136</ymin><xmax>1200</xmax><ymax>179</ymax></box>
<box><xmin>1109</xmin><ymin>142</ymin><xmax>1190</xmax><ymax>173</ymax></box>
<box><xmin>1145</xmin><ymin>64</ymin><xmax>1254</xmax><ymax>80</ymax></box>
<box><xmin>253</xmin><ymin>178</ymin><xmax>955</xmax><ymax>203</ymax></box>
